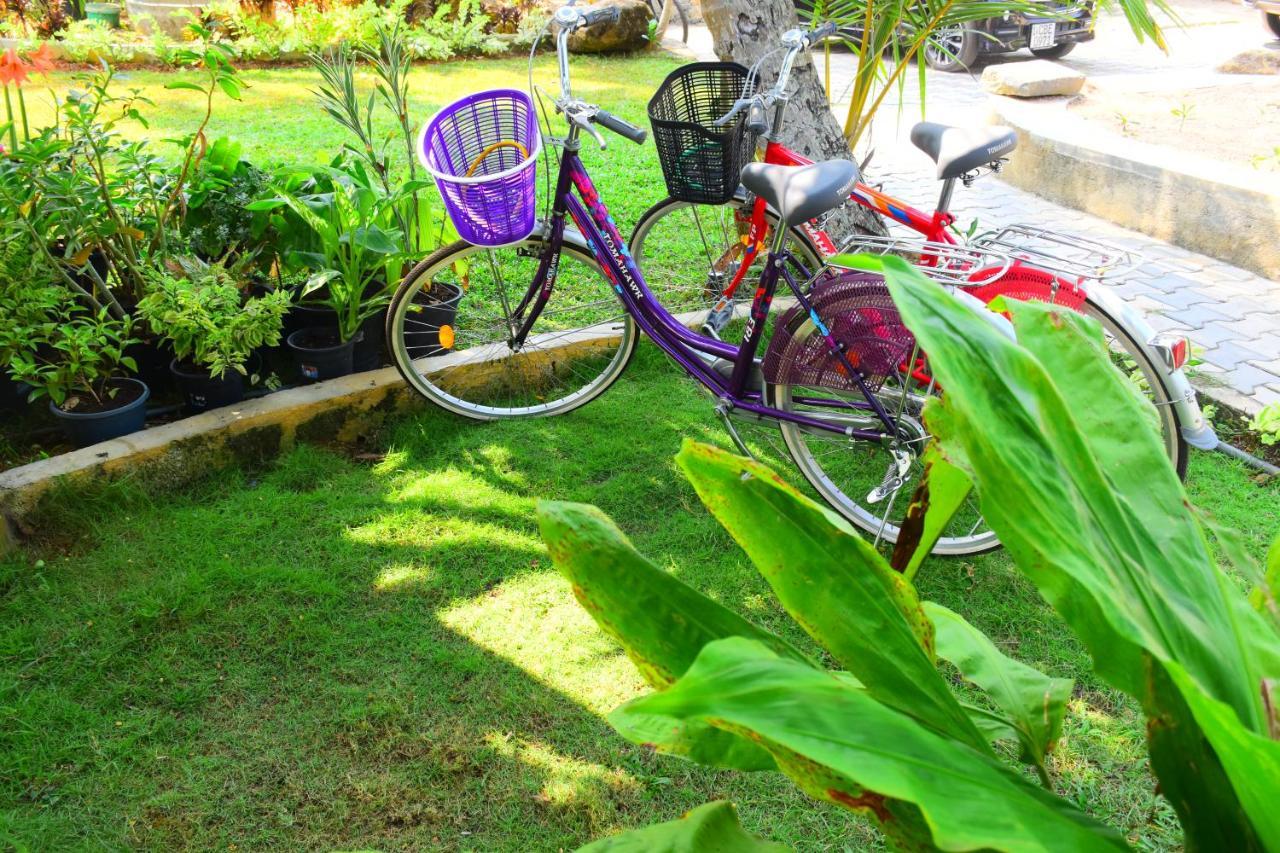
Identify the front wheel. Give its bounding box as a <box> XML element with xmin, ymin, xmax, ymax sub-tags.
<box><xmin>923</xmin><ymin>26</ymin><xmax>981</xmax><ymax>72</ymax></box>
<box><xmin>629</xmin><ymin>195</ymin><xmax>823</xmax><ymax>342</ymax></box>
<box><xmin>386</xmin><ymin>236</ymin><xmax>638</xmax><ymax>421</ymax></box>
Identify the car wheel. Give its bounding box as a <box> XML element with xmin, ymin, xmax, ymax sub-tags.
<box><xmin>1030</xmin><ymin>41</ymin><xmax>1075</xmax><ymax>59</ymax></box>
<box><xmin>923</xmin><ymin>25</ymin><xmax>980</xmax><ymax>72</ymax></box>
<box><xmin>1266</xmin><ymin>11</ymin><xmax>1280</xmax><ymax>39</ymax></box>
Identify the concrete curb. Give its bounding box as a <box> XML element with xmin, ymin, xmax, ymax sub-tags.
<box><xmin>0</xmin><ymin>366</ymin><xmax>424</xmax><ymax>552</ymax></box>
<box><xmin>990</xmin><ymin>94</ymin><xmax>1280</xmax><ymax>281</ymax></box>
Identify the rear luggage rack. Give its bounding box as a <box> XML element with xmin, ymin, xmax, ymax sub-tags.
<box><xmin>972</xmin><ymin>224</ymin><xmax>1143</xmax><ymax>282</ymax></box>
<box><xmin>834</xmin><ymin>234</ymin><xmax>1013</xmax><ymax>286</ymax></box>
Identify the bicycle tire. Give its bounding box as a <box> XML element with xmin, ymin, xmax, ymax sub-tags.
<box><xmin>386</xmin><ymin>236</ymin><xmax>639</xmax><ymax>421</ymax></box>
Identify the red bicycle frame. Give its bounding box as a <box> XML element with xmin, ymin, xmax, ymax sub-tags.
<box><xmin>716</xmin><ymin>139</ymin><xmax>958</xmax><ymax>301</ymax></box>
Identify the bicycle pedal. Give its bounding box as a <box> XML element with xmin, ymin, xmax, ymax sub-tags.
<box><xmin>705</xmin><ymin>303</ymin><xmax>734</xmax><ymax>333</ymax></box>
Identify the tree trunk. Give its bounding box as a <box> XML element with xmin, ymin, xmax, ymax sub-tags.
<box><xmin>700</xmin><ymin>0</ymin><xmax>887</xmax><ymax>239</ymax></box>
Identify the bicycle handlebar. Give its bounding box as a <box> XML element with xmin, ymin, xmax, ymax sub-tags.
<box><xmin>712</xmin><ymin>22</ymin><xmax>834</xmax><ymax>130</ymax></box>
<box><xmin>593</xmin><ymin>108</ymin><xmax>648</xmax><ymax>144</ymax></box>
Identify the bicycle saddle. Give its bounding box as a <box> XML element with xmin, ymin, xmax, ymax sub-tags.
<box><xmin>741</xmin><ymin>160</ymin><xmax>859</xmax><ymax>230</ymax></box>
<box><xmin>910</xmin><ymin>122</ymin><xmax>1017</xmax><ymax>181</ymax></box>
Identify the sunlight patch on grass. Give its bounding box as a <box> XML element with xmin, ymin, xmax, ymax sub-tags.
<box><xmin>440</xmin><ymin>571</ymin><xmax>645</xmax><ymax>715</ymax></box>
<box><xmin>374</xmin><ymin>564</ymin><xmax>434</xmax><ymax>591</ymax></box>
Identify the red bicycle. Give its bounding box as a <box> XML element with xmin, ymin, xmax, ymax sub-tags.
<box><xmin>628</xmin><ymin>25</ymin><xmax>1214</xmax><ymax>475</ymax></box>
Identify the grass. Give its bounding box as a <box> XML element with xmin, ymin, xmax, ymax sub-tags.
<box><xmin>2</xmin><ymin>342</ymin><xmax>1278</xmax><ymax>851</ymax></box>
<box><xmin>32</xmin><ymin>53</ymin><xmax>680</xmax><ymax>234</ymax></box>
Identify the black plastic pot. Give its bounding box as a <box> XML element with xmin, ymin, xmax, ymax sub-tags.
<box><xmin>125</xmin><ymin>339</ymin><xmax>176</xmax><ymax>393</ymax></box>
<box><xmin>169</xmin><ymin>359</ymin><xmax>246</xmax><ymax>414</ymax></box>
<box><xmin>353</xmin><ymin>310</ymin><xmax>388</xmax><ymax>372</ymax></box>
<box><xmin>286</xmin><ymin>328</ymin><xmax>355</xmax><ymax>382</ymax></box>
<box><xmin>0</xmin><ymin>373</ymin><xmax>27</xmax><ymax>415</ymax></box>
<box><xmin>49</xmin><ymin>377</ymin><xmax>150</xmax><ymax>448</ymax></box>
<box><xmin>411</xmin><ymin>283</ymin><xmax>463</xmax><ymax>356</ymax></box>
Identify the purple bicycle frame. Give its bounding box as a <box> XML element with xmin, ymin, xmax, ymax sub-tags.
<box><xmin>511</xmin><ymin>139</ymin><xmax>895</xmax><ymax>440</ymax></box>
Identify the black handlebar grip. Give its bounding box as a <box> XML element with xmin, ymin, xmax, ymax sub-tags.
<box><xmin>745</xmin><ymin>101</ymin><xmax>769</xmax><ymax>135</ymax></box>
<box><xmin>810</xmin><ymin>21</ymin><xmax>838</xmax><ymax>40</ymax></box>
<box><xmin>583</xmin><ymin>5</ymin><xmax>621</xmax><ymax>26</ymax></box>
<box><xmin>593</xmin><ymin>108</ymin><xmax>648</xmax><ymax>144</ymax></box>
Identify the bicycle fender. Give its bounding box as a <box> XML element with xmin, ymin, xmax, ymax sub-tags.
<box><xmin>1078</xmin><ymin>285</ymin><xmax>1218</xmax><ymax>450</ymax></box>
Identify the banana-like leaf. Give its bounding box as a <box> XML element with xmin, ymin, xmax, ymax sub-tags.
<box><xmin>675</xmin><ymin>441</ymin><xmax>992</xmax><ymax>755</ymax></box>
<box><xmin>536</xmin><ymin>500</ymin><xmax>809</xmax><ymax>770</ymax></box>
<box><xmin>890</xmin><ymin>440</ymin><xmax>975</xmax><ymax>580</ymax></box>
<box><xmin>1251</xmin><ymin>531</ymin><xmax>1280</xmax><ymax>623</ymax></box>
<box><xmin>879</xmin><ymin>257</ymin><xmax>1280</xmax><ymax>849</ymax></box>
<box><xmin>925</xmin><ymin>602</ymin><xmax>1072</xmax><ymax>773</ymax></box>
<box><xmin>629</xmin><ymin>638</ymin><xmax>1128</xmax><ymax>852</ymax></box>
<box><xmin>577</xmin><ymin>800</ymin><xmax>787</xmax><ymax>852</ymax></box>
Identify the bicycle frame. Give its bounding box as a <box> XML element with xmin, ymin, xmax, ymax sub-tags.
<box><xmin>716</xmin><ymin>139</ymin><xmax>957</xmax><ymax>301</ymax></box>
<box><xmin>517</xmin><ymin>128</ymin><xmax>897</xmax><ymax>440</ymax></box>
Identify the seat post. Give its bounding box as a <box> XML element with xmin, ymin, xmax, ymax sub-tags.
<box><xmin>936</xmin><ymin>177</ymin><xmax>958</xmax><ymax>218</ymax></box>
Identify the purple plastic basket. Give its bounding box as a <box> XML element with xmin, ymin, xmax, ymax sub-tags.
<box><xmin>418</xmin><ymin>89</ymin><xmax>542</xmax><ymax>248</ymax></box>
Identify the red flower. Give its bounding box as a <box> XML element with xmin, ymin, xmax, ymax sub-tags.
<box><xmin>0</xmin><ymin>50</ymin><xmax>29</xmax><ymax>87</ymax></box>
<box><xmin>26</xmin><ymin>43</ymin><xmax>56</xmax><ymax>76</ymax></box>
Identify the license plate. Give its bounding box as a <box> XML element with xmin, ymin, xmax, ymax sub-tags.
<box><xmin>1030</xmin><ymin>22</ymin><xmax>1057</xmax><ymax>50</ymax></box>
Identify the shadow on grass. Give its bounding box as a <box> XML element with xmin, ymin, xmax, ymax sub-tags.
<box><xmin>3</xmin><ymin>345</ymin><xmax>1264</xmax><ymax>851</ymax></box>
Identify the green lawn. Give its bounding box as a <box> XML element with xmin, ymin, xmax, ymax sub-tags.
<box><xmin>4</xmin><ymin>54</ymin><xmax>1278</xmax><ymax>852</ymax></box>
<box><xmin>2</xmin><ymin>341</ymin><xmax>1277</xmax><ymax>851</ymax></box>
<box><xmin>35</xmin><ymin>54</ymin><xmax>679</xmax><ymax>234</ymax></box>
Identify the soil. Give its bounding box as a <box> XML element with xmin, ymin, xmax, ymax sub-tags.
<box><xmin>56</xmin><ymin>380</ymin><xmax>146</xmax><ymax>416</ymax></box>
<box><xmin>1069</xmin><ymin>78</ymin><xmax>1280</xmax><ymax>173</ymax></box>
<box><xmin>291</xmin><ymin>328</ymin><xmax>345</xmax><ymax>350</ymax></box>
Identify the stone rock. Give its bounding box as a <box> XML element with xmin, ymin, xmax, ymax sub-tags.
<box><xmin>1218</xmin><ymin>47</ymin><xmax>1280</xmax><ymax>75</ymax></box>
<box><xmin>981</xmin><ymin>60</ymin><xmax>1085</xmax><ymax>98</ymax></box>
<box><xmin>568</xmin><ymin>0</ymin><xmax>652</xmax><ymax>54</ymax></box>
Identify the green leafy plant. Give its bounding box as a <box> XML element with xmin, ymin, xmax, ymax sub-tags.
<box><xmin>248</xmin><ymin>162</ymin><xmax>407</xmax><ymax>343</ymax></box>
<box><xmin>3</xmin><ymin>300</ymin><xmax>139</xmax><ymax>409</ymax></box>
<box><xmin>1250</xmin><ymin>402</ymin><xmax>1280</xmax><ymax>447</ymax></box>
<box><xmin>539</xmin><ymin>259</ymin><xmax>1280</xmax><ymax>850</ymax></box>
<box><xmin>1171</xmin><ymin>100</ymin><xmax>1194</xmax><ymax>132</ymax></box>
<box><xmin>182</xmin><ymin>136</ymin><xmax>272</xmax><ymax>263</ymax></box>
<box><xmin>136</xmin><ymin>257</ymin><xmax>291</xmax><ymax>379</ymax></box>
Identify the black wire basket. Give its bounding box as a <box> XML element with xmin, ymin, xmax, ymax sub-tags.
<box><xmin>647</xmin><ymin>62</ymin><xmax>755</xmax><ymax>205</ymax></box>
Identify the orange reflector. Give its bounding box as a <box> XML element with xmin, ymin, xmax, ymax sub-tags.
<box><xmin>438</xmin><ymin>325</ymin><xmax>455</xmax><ymax>350</ymax></box>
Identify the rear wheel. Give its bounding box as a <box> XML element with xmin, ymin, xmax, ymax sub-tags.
<box><xmin>1266</xmin><ymin>11</ymin><xmax>1280</xmax><ymax>39</ymax></box>
<box><xmin>386</xmin><ymin>237</ymin><xmax>637</xmax><ymax>420</ymax></box>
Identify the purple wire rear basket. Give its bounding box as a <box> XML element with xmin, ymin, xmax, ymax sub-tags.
<box><xmin>419</xmin><ymin>89</ymin><xmax>542</xmax><ymax>248</ymax></box>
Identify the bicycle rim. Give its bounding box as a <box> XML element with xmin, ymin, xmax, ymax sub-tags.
<box><xmin>767</xmin><ymin>336</ymin><xmax>1000</xmax><ymax>556</ymax></box>
<box><xmin>387</xmin><ymin>237</ymin><xmax>637</xmax><ymax>421</ymax></box>
<box><xmin>630</xmin><ymin>196</ymin><xmax>822</xmax><ymax>340</ymax></box>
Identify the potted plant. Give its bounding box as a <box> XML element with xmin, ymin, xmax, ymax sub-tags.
<box><xmin>249</xmin><ymin>166</ymin><xmax>406</xmax><ymax>382</ymax></box>
<box><xmin>137</xmin><ymin>257</ymin><xmax>291</xmax><ymax>413</ymax></box>
<box><xmin>5</xmin><ymin>303</ymin><xmax>146</xmax><ymax>448</ymax></box>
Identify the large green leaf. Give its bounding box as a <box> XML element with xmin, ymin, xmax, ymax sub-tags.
<box><xmin>577</xmin><ymin>801</ymin><xmax>787</xmax><ymax>852</ymax></box>
<box><xmin>925</xmin><ymin>602</ymin><xmax>1071</xmax><ymax>774</ymax></box>
<box><xmin>536</xmin><ymin>500</ymin><xmax>808</xmax><ymax>771</ymax></box>
<box><xmin>890</xmin><ymin>440</ymin><xmax>975</xmax><ymax>580</ymax></box>
<box><xmin>675</xmin><ymin>441</ymin><xmax>991</xmax><ymax>755</ymax></box>
<box><xmin>878</xmin><ymin>256</ymin><xmax>1280</xmax><ymax>848</ymax></box>
<box><xmin>628</xmin><ymin>637</ymin><xmax>1128</xmax><ymax>852</ymax></box>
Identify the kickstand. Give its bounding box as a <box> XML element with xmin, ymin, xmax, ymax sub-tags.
<box><xmin>715</xmin><ymin>403</ymin><xmax>756</xmax><ymax>460</ymax></box>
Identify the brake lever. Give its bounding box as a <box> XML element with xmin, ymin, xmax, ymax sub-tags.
<box><xmin>714</xmin><ymin>98</ymin><xmax>755</xmax><ymax>127</ymax></box>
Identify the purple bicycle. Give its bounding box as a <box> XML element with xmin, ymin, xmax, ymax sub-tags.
<box><xmin>386</xmin><ymin>3</ymin><xmax>996</xmax><ymax>553</ymax></box>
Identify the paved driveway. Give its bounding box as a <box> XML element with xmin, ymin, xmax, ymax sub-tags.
<box><xmin>666</xmin><ymin>0</ymin><xmax>1280</xmax><ymax>412</ymax></box>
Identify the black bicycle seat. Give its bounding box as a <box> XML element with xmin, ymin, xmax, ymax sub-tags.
<box><xmin>740</xmin><ymin>160</ymin><xmax>860</xmax><ymax>229</ymax></box>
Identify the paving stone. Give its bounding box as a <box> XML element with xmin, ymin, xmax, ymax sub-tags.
<box><xmin>1224</xmin><ymin>363</ymin><xmax>1280</xmax><ymax>394</ymax></box>
<box><xmin>1201</xmin><ymin>340</ymin><xmax>1271</xmax><ymax>370</ymax></box>
<box><xmin>1145</xmin><ymin>314</ymin><xmax>1195</xmax><ymax>335</ymax></box>
<box><xmin>1204</xmin><ymin>263</ymin><xmax>1260</xmax><ymax>283</ymax></box>
<box><xmin>1221</xmin><ymin>314</ymin><xmax>1280</xmax><ymax>340</ymax></box>
<box><xmin>1148</xmin><ymin>287</ymin><xmax>1223</xmax><ymax>310</ymax></box>
<box><xmin>1254</xmin><ymin>386</ymin><xmax>1280</xmax><ymax>407</ymax></box>
<box><xmin>1167</xmin><ymin>302</ymin><xmax>1234</xmax><ymax>329</ymax></box>
<box><xmin>1189</xmin><ymin>322</ymin><xmax>1249</xmax><ymax>349</ymax></box>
